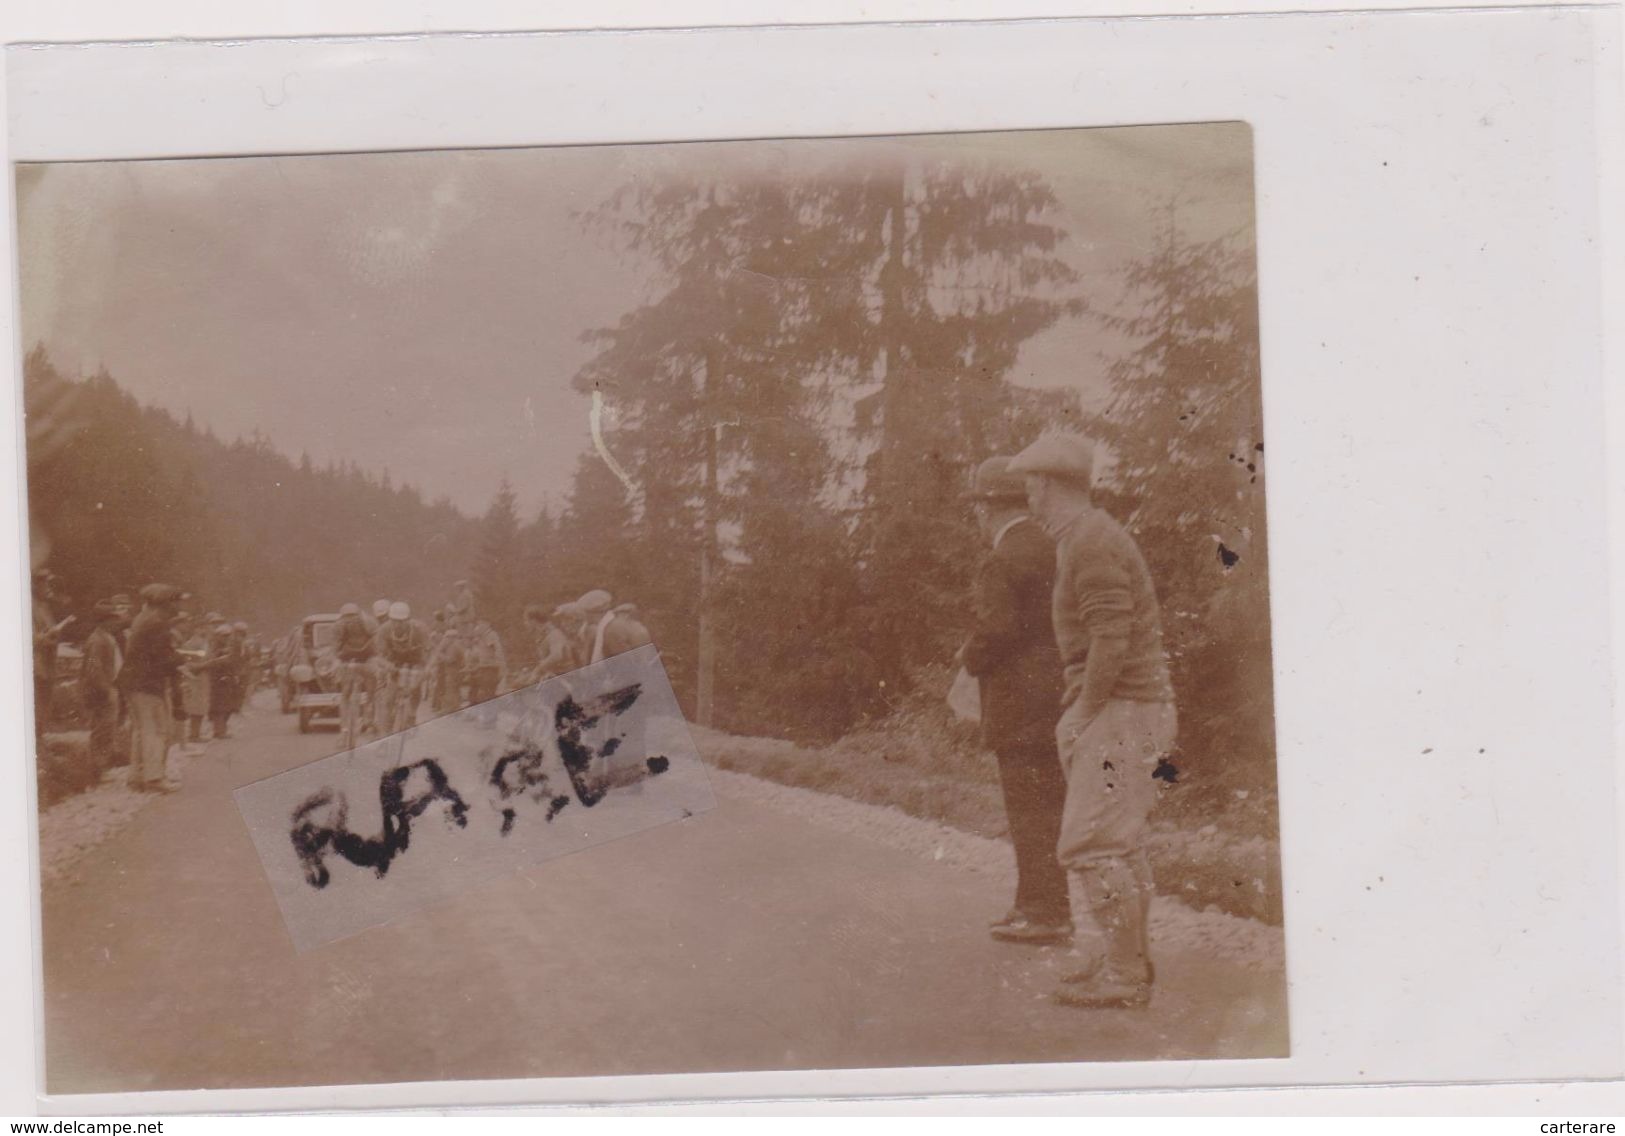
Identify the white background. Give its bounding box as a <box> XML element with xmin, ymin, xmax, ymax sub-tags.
<box><xmin>2</xmin><ymin>0</ymin><xmax>1622</xmax><ymax>1118</ymax></box>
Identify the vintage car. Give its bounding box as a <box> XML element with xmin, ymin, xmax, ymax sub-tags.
<box><xmin>286</xmin><ymin>613</ymin><xmax>342</xmax><ymax>733</ymax></box>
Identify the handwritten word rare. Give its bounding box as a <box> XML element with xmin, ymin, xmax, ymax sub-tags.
<box><xmin>288</xmin><ymin>684</ymin><xmax>669</xmax><ymax>889</ymax></box>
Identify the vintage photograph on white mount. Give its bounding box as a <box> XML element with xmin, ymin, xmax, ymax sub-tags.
<box><xmin>17</xmin><ymin>121</ymin><xmax>1283</xmax><ymax>1092</ymax></box>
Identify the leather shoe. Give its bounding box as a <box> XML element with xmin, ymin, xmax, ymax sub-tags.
<box><xmin>989</xmin><ymin>913</ymin><xmax>1073</xmax><ymax>945</ymax></box>
<box><xmin>1053</xmin><ymin>962</ymin><xmax>1154</xmax><ymax>1009</ymax></box>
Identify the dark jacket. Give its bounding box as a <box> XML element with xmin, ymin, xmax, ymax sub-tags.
<box><xmin>375</xmin><ymin>621</ymin><xmax>429</xmax><ymax>666</ymax></box>
<box><xmin>32</xmin><ymin>598</ymin><xmax>58</xmax><ymax>680</ymax></box>
<box><xmin>198</xmin><ymin>640</ymin><xmax>241</xmax><ymax>682</ymax></box>
<box><xmin>81</xmin><ymin>626</ymin><xmax>122</xmax><ymax>698</ymax></box>
<box><xmin>960</xmin><ymin>517</ymin><xmax>1065</xmax><ymax>751</ymax></box>
<box><xmin>333</xmin><ymin>614</ymin><xmax>375</xmax><ymax>662</ymax></box>
<box><xmin>199</xmin><ymin>640</ymin><xmax>242</xmax><ymax>715</ymax></box>
<box><xmin>121</xmin><ymin>610</ymin><xmax>185</xmax><ymax>697</ymax></box>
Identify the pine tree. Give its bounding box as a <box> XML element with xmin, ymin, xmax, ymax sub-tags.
<box><xmin>1082</xmin><ymin>202</ymin><xmax>1272</xmax><ymax>793</ymax></box>
<box><xmin>575</xmin><ymin>154</ymin><xmax>1083</xmax><ymax>730</ymax></box>
<box><xmin>470</xmin><ymin>479</ymin><xmax>524</xmax><ymax>648</ymax></box>
<box><xmin>553</xmin><ymin>452</ymin><xmax>639</xmax><ymax>602</ymax></box>
<box><xmin>575</xmin><ymin>179</ymin><xmax>819</xmax><ymax>719</ymax></box>
<box><xmin>844</xmin><ymin>159</ymin><xmax>1082</xmax><ymax>690</ymax></box>
<box><xmin>21</xmin><ymin>344</ymin><xmax>87</xmax><ymax>577</ymax></box>
<box><xmin>518</xmin><ymin>505</ymin><xmax>559</xmax><ymax>612</ymax></box>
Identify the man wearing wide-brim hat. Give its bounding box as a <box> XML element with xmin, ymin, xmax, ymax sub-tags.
<box><xmin>1008</xmin><ymin>431</ymin><xmax>1178</xmax><ymax>1010</ymax></box>
<box><xmin>960</xmin><ymin>455</ymin><xmax>1072</xmax><ymax>945</ymax></box>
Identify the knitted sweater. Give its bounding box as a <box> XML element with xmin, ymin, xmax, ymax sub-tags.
<box><xmin>1049</xmin><ymin>504</ymin><xmax>1175</xmax><ymax>711</ymax></box>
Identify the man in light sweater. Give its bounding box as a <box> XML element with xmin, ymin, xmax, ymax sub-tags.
<box><xmin>121</xmin><ymin>584</ymin><xmax>190</xmax><ymax>792</ymax></box>
<box><xmin>1008</xmin><ymin>431</ymin><xmax>1177</xmax><ymax>1010</ymax></box>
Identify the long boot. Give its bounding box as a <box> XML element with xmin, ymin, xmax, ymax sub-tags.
<box><xmin>1128</xmin><ymin>849</ymin><xmax>1156</xmax><ymax>963</ymax></box>
<box><xmin>1054</xmin><ymin>857</ymin><xmax>1154</xmax><ymax>1009</ymax></box>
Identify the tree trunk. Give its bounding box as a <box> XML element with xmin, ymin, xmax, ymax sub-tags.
<box><xmin>876</xmin><ymin>165</ymin><xmax>910</xmax><ymax>508</ymax></box>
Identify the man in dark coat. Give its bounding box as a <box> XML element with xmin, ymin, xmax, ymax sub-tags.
<box><xmin>199</xmin><ymin>623</ymin><xmax>242</xmax><ymax>740</ymax></box>
<box><xmin>230</xmin><ymin>623</ymin><xmax>254</xmax><ymax>714</ymax></box>
<box><xmin>960</xmin><ymin>456</ymin><xmax>1072</xmax><ymax>945</ymax></box>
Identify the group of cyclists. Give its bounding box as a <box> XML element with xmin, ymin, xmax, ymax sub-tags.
<box><xmin>321</xmin><ymin>584</ymin><xmax>656</xmax><ymax>749</ymax></box>
<box><xmin>328</xmin><ymin>596</ymin><xmax>502</xmax><ymax>748</ymax></box>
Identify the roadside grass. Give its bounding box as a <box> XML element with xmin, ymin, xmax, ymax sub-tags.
<box><xmin>706</xmin><ymin>729</ymin><xmax>1010</xmax><ymax>841</ymax></box>
<box><xmin>701</xmin><ymin>666</ymin><xmax>1283</xmax><ymax>925</ymax></box>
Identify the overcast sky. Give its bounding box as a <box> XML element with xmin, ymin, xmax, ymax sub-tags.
<box><xmin>17</xmin><ymin>122</ymin><xmax>1253</xmax><ymax>517</ymax></box>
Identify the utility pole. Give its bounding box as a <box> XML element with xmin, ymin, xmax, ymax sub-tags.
<box><xmin>696</xmin><ymin>343</ymin><xmax>721</xmax><ymax>728</ymax></box>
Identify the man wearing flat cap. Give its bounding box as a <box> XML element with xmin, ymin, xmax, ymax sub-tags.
<box><xmin>575</xmin><ymin>590</ymin><xmax>653</xmax><ymax>665</ymax></box>
<box><xmin>1008</xmin><ymin>431</ymin><xmax>1177</xmax><ymax>1010</ymax></box>
<box><xmin>960</xmin><ymin>456</ymin><xmax>1072</xmax><ymax>945</ymax></box>
<box><xmin>121</xmin><ymin>584</ymin><xmax>191</xmax><ymax>791</ymax></box>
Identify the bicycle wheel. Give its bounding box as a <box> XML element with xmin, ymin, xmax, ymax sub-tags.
<box><xmin>338</xmin><ymin>665</ymin><xmax>358</xmax><ymax>750</ymax></box>
<box><xmin>393</xmin><ymin>668</ymin><xmax>419</xmax><ymax>734</ymax></box>
<box><xmin>375</xmin><ymin>668</ymin><xmax>397</xmax><ymax>737</ymax></box>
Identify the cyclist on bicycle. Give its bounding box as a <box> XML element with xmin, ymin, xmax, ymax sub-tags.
<box><xmin>375</xmin><ymin>600</ymin><xmax>430</xmax><ymax>734</ymax></box>
<box><xmin>363</xmin><ymin>599</ymin><xmax>392</xmax><ymax>727</ymax></box>
<box><xmin>333</xmin><ymin>602</ymin><xmax>375</xmax><ymax>743</ymax></box>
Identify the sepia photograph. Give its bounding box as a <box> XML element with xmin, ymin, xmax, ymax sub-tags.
<box><xmin>17</xmin><ymin>122</ymin><xmax>1285</xmax><ymax>1094</ymax></box>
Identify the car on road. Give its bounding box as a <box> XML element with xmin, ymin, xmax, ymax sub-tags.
<box><xmin>286</xmin><ymin>614</ymin><xmax>343</xmax><ymax>733</ymax></box>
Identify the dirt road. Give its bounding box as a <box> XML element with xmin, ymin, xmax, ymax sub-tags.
<box><xmin>41</xmin><ymin>695</ymin><xmax>1287</xmax><ymax>1094</ymax></box>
